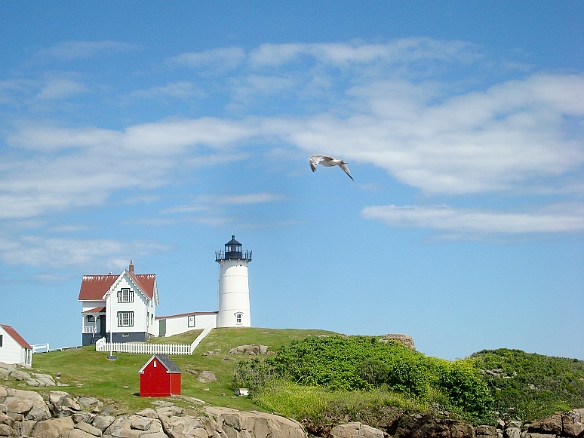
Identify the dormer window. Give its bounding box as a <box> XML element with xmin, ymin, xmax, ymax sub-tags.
<box><xmin>117</xmin><ymin>288</ymin><xmax>134</xmax><ymax>303</ymax></box>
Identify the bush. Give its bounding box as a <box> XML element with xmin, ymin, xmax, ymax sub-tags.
<box><xmin>435</xmin><ymin>360</ymin><xmax>493</xmax><ymax>422</ymax></box>
<box><xmin>235</xmin><ymin>335</ymin><xmax>495</xmax><ymax>423</ymax></box>
<box><xmin>471</xmin><ymin>349</ymin><xmax>584</xmax><ymax>420</ymax></box>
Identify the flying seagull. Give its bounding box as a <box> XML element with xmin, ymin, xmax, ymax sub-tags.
<box><xmin>309</xmin><ymin>154</ymin><xmax>354</xmax><ymax>181</ymax></box>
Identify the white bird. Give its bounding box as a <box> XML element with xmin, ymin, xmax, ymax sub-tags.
<box><xmin>309</xmin><ymin>154</ymin><xmax>354</xmax><ymax>181</ymax></box>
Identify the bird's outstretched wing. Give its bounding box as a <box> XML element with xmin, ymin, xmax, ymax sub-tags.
<box><xmin>309</xmin><ymin>154</ymin><xmax>330</xmax><ymax>172</ymax></box>
<box><xmin>339</xmin><ymin>162</ymin><xmax>354</xmax><ymax>181</ymax></box>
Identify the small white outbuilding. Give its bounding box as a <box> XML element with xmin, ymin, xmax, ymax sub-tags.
<box><xmin>0</xmin><ymin>324</ymin><xmax>33</xmax><ymax>367</ymax></box>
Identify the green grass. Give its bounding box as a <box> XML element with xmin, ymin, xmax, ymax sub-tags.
<box><xmin>7</xmin><ymin>329</ymin><xmax>583</xmax><ymax>425</ymax></box>
<box><xmin>16</xmin><ymin>327</ymin><xmax>334</xmax><ymax>412</ymax></box>
<box><xmin>253</xmin><ymin>380</ymin><xmax>422</xmax><ymax>419</ymax></box>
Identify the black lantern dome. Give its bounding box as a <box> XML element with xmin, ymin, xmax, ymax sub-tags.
<box><xmin>216</xmin><ymin>235</ymin><xmax>252</xmax><ymax>262</ymax></box>
<box><xmin>225</xmin><ymin>235</ymin><xmax>242</xmax><ymax>258</ymax></box>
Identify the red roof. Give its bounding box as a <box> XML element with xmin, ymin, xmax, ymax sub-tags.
<box><xmin>0</xmin><ymin>324</ymin><xmax>32</xmax><ymax>349</ymax></box>
<box><xmin>78</xmin><ymin>272</ymin><xmax>156</xmax><ymax>301</ymax></box>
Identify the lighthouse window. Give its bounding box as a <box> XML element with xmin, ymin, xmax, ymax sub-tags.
<box><xmin>235</xmin><ymin>313</ymin><xmax>243</xmax><ymax>324</ymax></box>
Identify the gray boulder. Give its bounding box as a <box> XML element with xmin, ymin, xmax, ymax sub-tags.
<box><xmin>381</xmin><ymin>334</ymin><xmax>415</xmax><ymax>350</ymax></box>
<box><xmin>206</xmin><ymin>406</ymin><xmax>306</xmax><ymax>438</ymax></box>
<box><xmin>228</xmin><ymin>345</ymin><xmax>268</xmax><ymax>355</ymax></box>
<box><xmin>75</xmin><ymin>420</ymin><xmax>103</xmax><ymax>437</ymax></box>
<box><xmin>476</xmin><ymin>425</ymin><xmax>497</xmax><ymax>438</ymax></box>
<box><xmin>330</xmin><ymin>422</ymin><xmax>385</xmax><ymax>438</ymax></box>
<box><xmin>560</xmin><ymin>410</ymin><xmax>584</xmax><ymax>437</ymax></box>
<box><xmin>62</xmin><ymin>429</ymin><xmax>97</xmax><ymax>438</ymax></box>
<box><xmin>92</xmin><ymin>415</ymin><xmax>115</xmax><ymax>432</ymax></box>
<box><xmin>32</xmin><ymin>417</ymin><xmax>75</xmax><ymax>438</ymax></box>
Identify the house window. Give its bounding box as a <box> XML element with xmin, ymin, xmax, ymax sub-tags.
<box><xmin>235</xmin><ymin>312</ymin><xmax>243</xmax><ymax>324</ymax></box>
<box><xmin>86</xmin><ymin>315</ymin><xmax>95</xmax><ymax>323</ymax></box>
<box><xmin>0</xmin><ymin>335</ymin><xmax>3</xmax><ymax>347</ymax></box>
<box><xmin>188</xmin><ymin>315</ymin><xmax>195</xmax><ymax>327</ymax></box>
<box><xmin>117</xmin><ymin>288</ymin><xmax>134</xmax><ymax>303</ymax></box>
<box><xmin>117</xmin><ymin>311</ymin><xmax>134</xmax><ymax>327</ymax></box>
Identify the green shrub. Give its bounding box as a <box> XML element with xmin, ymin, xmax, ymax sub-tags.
<box><xmin>471</xmin><ymin>349</ymin><xmax>584</xmax><ymax>420</ymax></box>
<box><xmin>235</xmin><ymin>335</ymin><xmax>495</xmax><ymax>423</ymax></box>
<box><xmin>435</xmin><ymin>360</ymin><xmax>493</xmax><ymax>422</ymax></box>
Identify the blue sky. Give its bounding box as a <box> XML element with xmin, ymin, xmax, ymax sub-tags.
<box><xmin>1</xmin><ymin>1</ymin><xmax>583</xmax><ymax>360</ymax></box>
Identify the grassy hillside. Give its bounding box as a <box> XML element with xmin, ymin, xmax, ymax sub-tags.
<box><xmin>5</xmin><ymin>329</ymin><xmax>584</xmax><ymax>425</ymax></box>
<box><xmin>19</xmin><ymin>327</ymin><xmax>334</xmax><ymax>412</ymax></box>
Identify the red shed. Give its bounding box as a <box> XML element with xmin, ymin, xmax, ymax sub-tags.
<box><xmin>139</xmin><ymin>354</ymin><xmax>181</xmax><ymax>397</ymax></box>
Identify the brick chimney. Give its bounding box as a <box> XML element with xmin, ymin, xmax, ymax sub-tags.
<box><xmin>129</xmin><ymin>260</ymin><xmax>134</xmax><ymax>274</ymax></box>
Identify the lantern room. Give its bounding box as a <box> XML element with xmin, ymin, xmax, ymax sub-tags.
<box><xmin>215</xmin><ymin>235</ymin><xmax>252</xmax><ymax>261</ymax></box>
<box><xmin>225</xmin><ymin>235</ymin><xmax>242</xmax><ymax>259</ymax></box>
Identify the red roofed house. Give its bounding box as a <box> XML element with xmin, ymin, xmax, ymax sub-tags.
<box><xmin>0</xmin><ymin>324</ymin><xmax>33</xmax><ymax>367</ymax></box>
<box><xmin>139</xmin><ymin>354</ymin><xmax>181</xmax><ymax>397</ymax></box>
<box><xmin>78</xmin><ymin>261</ymin><xmax>159</xmax><ymax>346</ymax></box>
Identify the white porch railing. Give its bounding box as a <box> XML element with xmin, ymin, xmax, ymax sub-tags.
<box><xmin>31</xmin><ymin>343</ymin><xmax>50</xmax><ymax>353</ymax></box>
<box><xmin>95</xmin><ymin>325</ymin><xmax>214</xmax><ymax>355</ymax></box>
<box><xmin>82</xmin><ymin>326</ymin><xmax>97</xmax><ymax>333</ymax></box>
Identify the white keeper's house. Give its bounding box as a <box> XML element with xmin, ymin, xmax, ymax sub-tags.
<box><xmin>78</xmin><ymin>235</ymin><xmax>252</xmax><ymax>346</ymax></box>
<box><xmin>0</xmin><ymin>324</ymin><xmax>33</xmax><ymax>367</ymax></box>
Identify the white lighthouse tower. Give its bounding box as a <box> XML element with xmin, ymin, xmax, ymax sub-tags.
<box><xmin>215</xmin><ymin>235</ymin><xmax>252</xmax><ymax>328</ymax></box>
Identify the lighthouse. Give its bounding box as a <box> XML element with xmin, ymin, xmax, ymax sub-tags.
<box><xmin>215</xmin><ymin>235</ymin><xmax>252</xmax><ymax>328</ymax></box>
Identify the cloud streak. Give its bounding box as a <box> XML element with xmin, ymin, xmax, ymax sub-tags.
<box><xmin>1</xmin><ymin>39</ymin><xmax>583</xmax><ymax>242</ymax></box>
<box><xmin>0</xmin><ymin>235</ymin><xmax>171</xmax><ymax>269</ymax></box>
<box><xmin>361</xmin><ymin>204</ymin><xmax>584</xmax><ymax>235</ymax></box>
<box><xmin>37</xmin><ymin>40</ymin><xmax>136</xmax><ymax>60</ymax></box>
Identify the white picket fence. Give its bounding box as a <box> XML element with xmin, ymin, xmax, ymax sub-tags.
<box><xmin>95</xmin><ymin>324</ymin><xmax>215</xmax><ymax>355</ymax></box>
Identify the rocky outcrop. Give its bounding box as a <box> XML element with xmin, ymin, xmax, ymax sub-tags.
<box><xmin>228</xmin><ymin>345</ymin><xmax>268</xmax><ymax>355</ymax></box>
<box><xmin>380</xmin><ymin>335</ymin><xmax>415</xmax><ymax>351</ymax></box>
<box><xmin>206</xmin><ymin>406</ymin><xmax>306</xmax><ymax>438</ymax></box>
<box><xmin>329</xmin><ymin>422</ymin><xmax>384</xmax><ymax>438</ymax></box>
<box><xmin>0</xmin><ymin>363</ymin><xmax>56</xmax><ymax>388</ymax></box>
<box><xmin>1</xmin><ymin>384</ymin><xmax>583</xmax><ymax>438</ymax></box>
<box><xmin>526</xmin><ymin>409</ymin><xmax>584</xmax><ymax>438</ymax></box>
<box><xmin>0</xmin><ymin>385</ymin><xmax>307</xmax><ymax>438</ymax></box>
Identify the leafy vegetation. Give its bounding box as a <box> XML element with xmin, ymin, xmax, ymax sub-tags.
<box><xmin>235</xmin><ymin>335</ymin><xmax>493</xmax><ymax>424</ymax></box>
<box><xmin>10</xmin><ymin>328</ymin><xmax>584</xmax><ymax>429</ymax></box>
<box><xmin>17</xmin><ymin>328</ymin><xmax>333</xmax><ymax>413</ymax></box>
<box><xmin>471</xmin><ymin>348</ymin><xmax>584</xmax><ymax>420</ymax></box>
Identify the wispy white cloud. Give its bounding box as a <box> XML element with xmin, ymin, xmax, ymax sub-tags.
<box><xmin>1</xmin><ymin>40</ymin><xmax>583</xmax><ymax>236</ymax></box>
<box><xmin>210</xmin><ymin>192</ymin><xmax>286</xmax><ymax>205</ymax></box>
<box><xmin>170</xmin><ymin>47</ymin><xmax>246</xmax><ymax>70</ymax></box>
<box><xmin>361</xmin><ymin>203</ymin><xmax>584</xmax><ymax>235</ymax></box>
<box><xmin>249</xmin><ymin>38</ymin><xmax>480</xmax><ymax>68</ymax></box>
<box><xmin>0</xmin><ymin>79</ymin><xmax>34</xmax><ymax>104</ymax></box>
<box><xmin>159</xmin><ymin>192</ymin><xmax>287</xmax><ymax>229</ymax></box>
<box><xmin>162</xmin><ymin>192</ymin><xmax>285</xmax><ymax>213</ymax></box>
<box><xmin>0</xmin><ymin>235</ymin><xmax>171</xmax><ymax>269</ymax></box>
<box><xmin>123</xmin><ymin>81</ymin><xmax>206</xmax><ymax>101</ymax></box>
<box><xmin>279</xmin><ymin>73</ymin><xmax>584</xmax><ymax>195</ymax></box>
<box><xmin>35</xmin><ymin>79</ymin><xmax>90</xmax><ymax>100</ymax></box>
<box><xmin>37</xmin><ymin>40</ymin><xmax>136</xmax><ymax>60</ymax></box>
